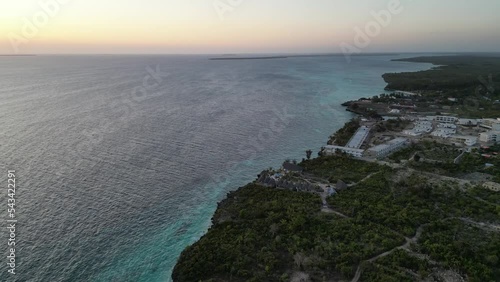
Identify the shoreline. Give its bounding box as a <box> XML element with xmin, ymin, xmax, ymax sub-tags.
<box><xmin>171</xmin><ymin>55</ymin><xmax>500</xmax><ymax>281</ymax></box>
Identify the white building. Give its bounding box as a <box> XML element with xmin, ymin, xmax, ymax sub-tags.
<box><xmin>403</xmin><ymin>121</ymin><xmax>433</xmax><ymax>136</ymax></box>
<box><xmin>437</xmin><ymin>123</ymin><xmax>457</xmax><ymax>129</ymax></box>
<box><xmin>481</xmin><ymin>118</ymin><xmax>500</xmax><ymax>127</ymax></box>
<box><xmin>479</xmin><ymin>119</ymin><xmax>500</xmax><ymax>130</ymax></box>
<box><xmin>346</xmin><ymin>126</ymin><xmax>370</xmax><ymax>149</ymax></box>
<box><xmin>403</xmin><ymin>130</ymin><xmax>422</xmax><ymax>136</ymax></box>
<box><xmin>431</xmin><ymin>128</ymin><xmax>456</xmax><ymax>138</ymax></box>
<box><xmin>415</xmin><ymin>121</ymin><xmax>433</xmax><ymax>132</ymax></box>
<box><xmin>433</xmin><ymin>116</ymin><xmax>458</xmax><ymax>124</ymax></box>
<box><xmin>323</xmin><ymin>145</ymin><xmax>364</xmax><ymax>158</ymax></box>
<box><xmin>365</xmin><ymin>138</ymin><xmax>409</xmax><ymax>159</ymax></box>
<box><xmin>394</xmin><ymin>90</ymin><xmax>418</xmax><ymax>97</ymax></box>
<box><xmin>450</xmin><ymin>135</ymin><xmax>478</xmax><ymax>146</ymax></box>
<box><xmin>458</xmin><ymin>119</ymin><xmax>479</xmax><ymax>126</ymax></box>
<box><xmin>479</xmin><ymin>131</ymin><xmax>500</xmax><ymax>143</ymax></box>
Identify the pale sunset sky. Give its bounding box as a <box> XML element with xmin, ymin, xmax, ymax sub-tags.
<box><xmin>1</xmin><ymin>0</ymin><xmax>499</xmax><ymax>54</ymax></box>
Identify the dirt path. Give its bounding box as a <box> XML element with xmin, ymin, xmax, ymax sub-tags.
<box><xmin>471</xmin><ymin>196</ymin><xmax>500</xmax><ymax>208</ymax></box>
<box><xmin>351</xmin><ymin>217</ymin><xmax>499</xmax><ymax>282</ymax></box>
<box><xmin>317</xmin><ymin>184</ymin><xmax>350</xmax><ymax>218</ymax></box>
<box><xmin>351</xmin><ymin>225</ymin><xmax>425</xmax><ymax>282</ymax></box>
<box><xmin>347</xmin><ymin>171</ymin><xmax>381</xmax><ymax>187</ymax></box>
<box><xmin>458</xmin><ymin>217</ymin><xmax>500</xmax><ymax>232</ymax></box>
<box><xmin>320</xmin><ymin>207</ymin><xmax>350</xmax><ymax>218</ymax></box>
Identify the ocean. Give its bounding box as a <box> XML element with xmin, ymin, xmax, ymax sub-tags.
<box><xmin>0</xmin><ymin>54</ymin><xmax>433</xmax><ymax>281</ymax></box>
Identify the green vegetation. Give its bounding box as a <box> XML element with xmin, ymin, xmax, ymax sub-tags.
<box><xmin>419</xmin><ymin>219</ymin><xmax>500</xmax><ymax>281</ymax></box>
<box><xmin>387</xmin><ymin>141</ymin><xmax>461</xmax><ymax>163</ymax></box>
<box><xmin>300</xmin><ymin>155</ymin><xmax>386</xmax><ymax>183</ymax></box>
<box><xmin>407</xmin><ymin>148</ymin><xmax>500</xmax><ymax>183</ymax></box>
<box><xmin>388</xmin><ymin>144</ymin><xmax>419</xmax><ymax>161</ymax></box>
<box><xmin>375</xmin><ymin>249</ymin><xmax>431</xmax><ymax>277</ymax></box>
<box><xmin>326</xmin><ymin>170</ymin><xmax>499</xmax><ymax>281</ymax></box>
<box><xmin>469</xmin><ymin>186</ymin><xmax>500</xmax><ymax>206</ymax></box>
<box><xmin>383</xmin><ymin>56</ymin><xmax>500</xmax><ymax>118</ymax></box>
<box><xmin>373</xmin><ymin>118</ymin><xmax>410</xmax><ymax>133</ymax></box>
<box><xmin>360</xmin><ymin>261</ymin><xmax>415</xmax><ymax>282</ymax></box>
<box><xmin>384</xmin><ymin>56</ymin><xmax>500</xmax><ymax>96</ymax></box>
<box><xmin>327</xmin><ymin>119</ymin><xmax>359</xmax><ymax>146</ymax></box>
<box><xmin>172</xmin><ymin>184</ymin><xmax>405</xmax><ymax>281</ymax></box>
<box><xmin>384</xmin><ymin>141</ymin><xmax>500</xmax><ymax>178</ymax></box>
<box><xmin>360</xmin><ymin>249</ymin><xmax>432</xmax><ymax>281</ymax></box>
<box><xmin>174</xmin><ymin>55</ymin><xmax>500</xmax><ymax>280</ymax></box>
<box><xmin>174</xmin><ymin>156</ymin><xmax>500</xmax><ymax>281</ymax></box>
<box><xmin>329</xmin><ymin>171</ymin><xmax>498</xmax><ymax>228</ymax></box>
<box><xmin>328</xmin><ymin>172</ymin><xmax>438</xmax><ymax>236</ymax></box>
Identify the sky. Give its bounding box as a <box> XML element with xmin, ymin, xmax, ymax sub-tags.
<box><xmin>0</xmin><ymin>0</ymin><xmax>499</xmax><ymax>54</ymax></box>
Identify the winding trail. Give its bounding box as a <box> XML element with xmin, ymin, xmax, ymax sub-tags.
<box><xmin>300</xmin><ymin>163</ymin><xmax>499</xmax><ymax>282</ymax></box>
<box><xmin>347</xmin><ymin>171</ymin><xmax>381</xmax><ymax>187</ymax></box>
<box><xmin>351</xmin><ymin>225</ymin><xmax>425</xmax><ymax>282</ymax></box>
<box><xmin>351</xmin><ymin>217</ymin><xmax>499</xmax><ymax>282</ymax></box>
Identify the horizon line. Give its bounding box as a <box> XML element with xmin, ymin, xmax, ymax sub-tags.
<box><xmin>2</xmin><ymin>51</ymin><xmax>500</xmax><ymax>56</ymax></box>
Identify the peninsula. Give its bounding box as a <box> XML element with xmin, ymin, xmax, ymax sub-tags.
<box><xmin>172</xmin><ymin>55</ymin><xmax>500</xmax><ymax>282</ymax></box>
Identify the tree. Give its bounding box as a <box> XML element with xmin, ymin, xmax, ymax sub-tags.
<box><xmin>269</xmin><ymin>223</ymin><xmax>279</xmax><ymax>237</ymax></box>
<box><xmin>293</xmin><ymin>253</ymin><xmax>305</xmax><ymax>269</ymax></box>
<box><xmin>306</xmin><ymin>150</ymin><xmax>313</xmax><ymax>160</ymax></box>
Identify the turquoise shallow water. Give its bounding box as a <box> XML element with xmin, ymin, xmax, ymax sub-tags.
<box><xmin>0</xmin><ymin>54</ymin><xmax>433</xmax><ymax>281</ymax></box>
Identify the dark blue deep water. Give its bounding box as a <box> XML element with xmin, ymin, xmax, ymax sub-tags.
<box><xmin>0</xmin><ymin>54</ymin><xmax>433</xmax><ymax>281</ymax></box>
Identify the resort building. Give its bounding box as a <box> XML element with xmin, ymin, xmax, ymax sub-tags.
<box><xmin>450</xmin><ymin>135</ymin><xmax>478</xmax><ymax>146</ymax></box>
<box><xmin>345</xmin><ymin>126</ymin><xmax>371</xmax><ymax>149</ymax></box>
<box><xmin>323</xmin><ymin>126</ymin><xmax>371</xmax><ymax>158</ymax></box>
<box><xmin>431</xmin><ymin>128</ymin><xmax>456</xmax><ymax>138</ymax></box>
<box><xmin>479</xmin><ymin>131</ymin><xmax>500</xmax><ymax>143</ymax></box>
<box><xmin>481</xmin><ymin>118</ymin><xmax>500</xmax><ymax>126</ymax></box>
<box><xmin>433</xmin><ymin>116</ymin><xmax>458</xmax><ymax>124</ymax></box>
<box><xmin>323</xmin><ymin>145</ymin><xmax>364</xmax><ymax>158</ymax></box>
<box><xmin>365</xmin><ymin>138</ymin><xmax>409</xmax><ymax>159</ymax></box>
<box><xmin>458</xmin><ymin>119</ymin><xmax>480</xmax><ymax>126</ymax></box>
<box><xmin>403</xmin><ymin>130</ymin><xmax>422</xmax><ymax>136</ymax></box>
<box><xmin>403</xmin><ymin>121</ymin><xmax>433</xmax><ymax>136</ymax></box>
<box><xmin>479</xmin><ymin>118</ymin><xmax>500</xmax><ymax>130</ymax></box>
<box><xmin>394</xmin><ymin>90</ymin><xmax>418</xmax><ymax>97</ymax></box>
<box><xmin>437</xmin><ymin>123</ymin><xmax>457</xmax><ymax>129</ymax></box>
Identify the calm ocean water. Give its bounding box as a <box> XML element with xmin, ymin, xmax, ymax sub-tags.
<box><xmin>0</xmin><ymin>54</ymin><xmax>433</xmax><ymax>281</ymax></box>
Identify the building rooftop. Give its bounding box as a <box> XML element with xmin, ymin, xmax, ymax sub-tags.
<box><xmin>346</xmin><ymin>126</ymin><xmax>370</xmax><ymax>149</ymax></box>
<box><xmin>324</xmin><ymin>145</ymin><xmax>365</xmax><ymax>153</ymax></box>
<box><xmin>453</xmin><ymin>135</ymin><xmax>478</xmax><ymax>140</ymax></box>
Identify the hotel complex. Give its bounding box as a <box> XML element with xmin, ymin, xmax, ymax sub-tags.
<box><xmin>324</xmin><ymin>115</ymin><xmax>500</xmax><ymax>160</ymax></box>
